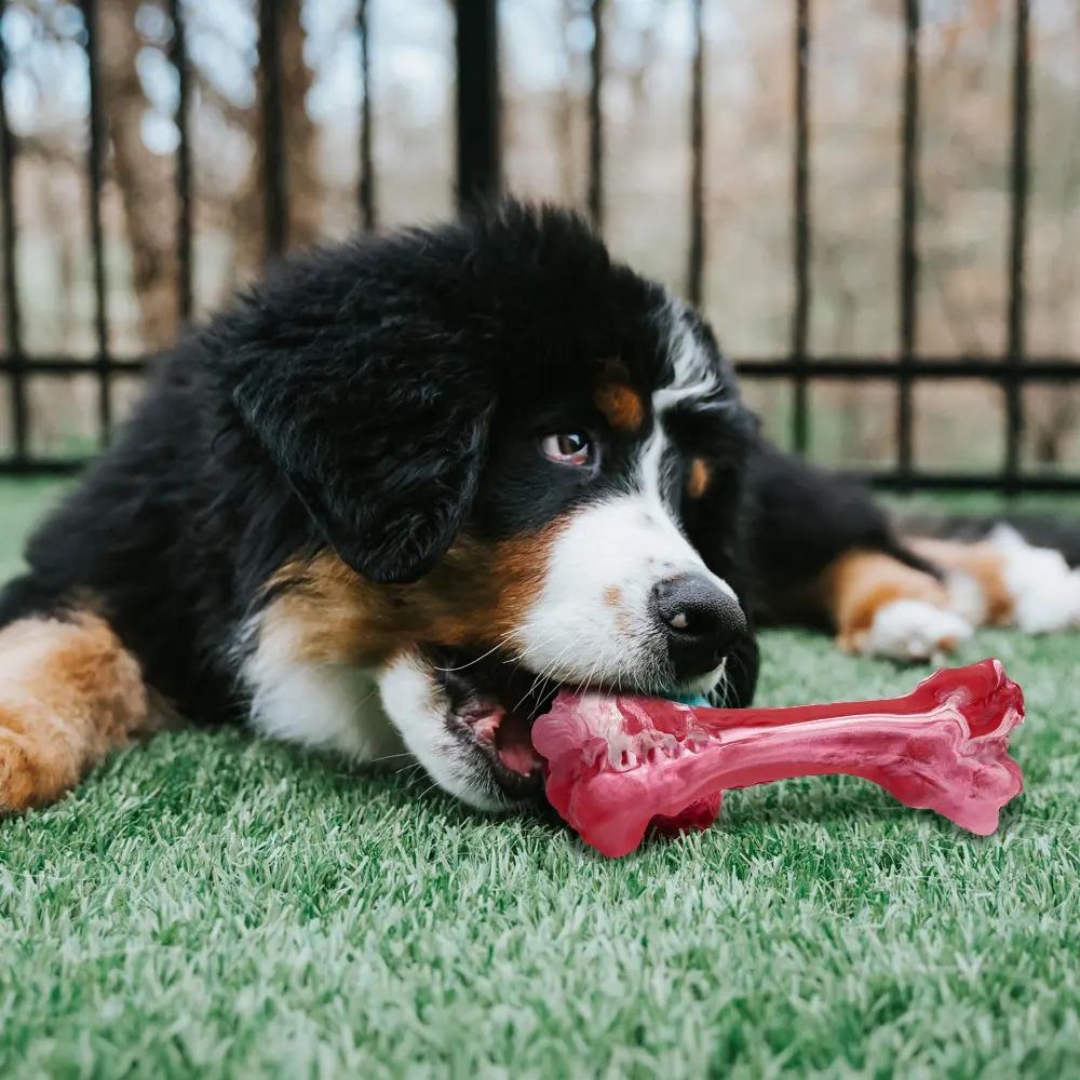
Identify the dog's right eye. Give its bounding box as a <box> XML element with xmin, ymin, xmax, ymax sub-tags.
<box><xmin>540</xmin><ymin>432</ymin><xmax>595</xmax><ymax>467</ymax></box>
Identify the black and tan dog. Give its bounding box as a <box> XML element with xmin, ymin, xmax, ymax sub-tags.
<box><xmin>2</xmin><ymin>203</ymin><xmax>1077</xmax><ymax>812</ymax></box>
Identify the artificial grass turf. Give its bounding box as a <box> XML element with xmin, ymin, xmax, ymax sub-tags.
<box><xmin>1</xmin><ymin>482</ymin><xmax>1079</xmax><ymax>1078</ymax></box>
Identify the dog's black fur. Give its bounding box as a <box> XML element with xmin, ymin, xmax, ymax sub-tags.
<box><xmin>0</xmin><ymin>203</ymin><xmax>914</xmax><ymax>729</ymax></box>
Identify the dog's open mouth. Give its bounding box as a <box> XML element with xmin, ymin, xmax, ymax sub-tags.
<box><xmin>430</xmin><ymin>647</ymin><xmax>559</xmax><ymax>800</ymax></box>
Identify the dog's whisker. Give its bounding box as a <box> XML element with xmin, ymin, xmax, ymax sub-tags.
<box><xmin>508</xmin><ymin>641</ymin><xmax>576</xmax><ymax>715</ymax></box>
<box><xmin>432</xmin><ymin>634</ymin><xmax>516</xmax><ymax>674</ymax></box>
<box><xmin>367</xmin><ymin>749</ymin><xmax>417</xmax><ymax>766</ymax></box>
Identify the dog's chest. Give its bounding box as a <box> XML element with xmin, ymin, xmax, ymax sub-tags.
<box><xmin>239</xmin><ymin>607</ymin><xmax>407</xmax><ymax>763</ymax></box>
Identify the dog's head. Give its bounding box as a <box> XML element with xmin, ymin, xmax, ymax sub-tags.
<box><xmin>227</xmin><ymin>203</ymin><xmax>759</xmax><ymax>809</ymax></box>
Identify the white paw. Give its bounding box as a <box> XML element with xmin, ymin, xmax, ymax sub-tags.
<box><xmin>988</xmin><ymin>524</ymin><xmax>1080</xmax><ymax>633</ymax></box>
<box><xmin>862</xmin><ymin>599</ymin><xmax>973</xmax><ymax>662</ymax></box>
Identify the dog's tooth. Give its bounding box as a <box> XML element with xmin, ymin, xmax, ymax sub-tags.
<box><xmin>685</xmin><ymin>732</ymin><xmax>709</xmax><ymax>754</ymax></box>
<box><xmin>659</xmin><ymin>734</ymin><xmax>680</xmax><ymax>758</ymax></box>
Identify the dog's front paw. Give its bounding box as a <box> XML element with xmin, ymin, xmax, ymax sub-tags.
<box><xmin>853</xmin><ymin>599</ymin><xmax>973</xmax><ymax>662</ymax></box>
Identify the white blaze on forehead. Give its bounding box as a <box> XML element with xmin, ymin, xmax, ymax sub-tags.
<box><xmin>637</xmin><ymin>426</ymin><xmax>671</xmax><ymax>509</ymax></box>
<box><xmin>658</xmin><ymin>295</ymin><xmax>722</xmax><ymax>400</ymax></box>
<box><xmin>638</xmin><ymin>295</ymin><xmax>724</xmax><ymax>512</ymax></box>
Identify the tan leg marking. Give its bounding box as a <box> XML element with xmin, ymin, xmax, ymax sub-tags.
<box><xmin>906</xmin><ymin>537</ymin><xmax>1014</xmax><ymax>625</ymax></box>
<box><xmin>819</xmin><ymin>549</ymin><xmax>950</xmax><ymax>653</ymax></box>
<box><xmin>0</xmin><ymin>612</ymin><xmax>150</xmax><ymax>811</ymax></box>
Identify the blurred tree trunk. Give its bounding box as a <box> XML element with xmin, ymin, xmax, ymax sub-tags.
<box><xmin>280</xmin><ymin>0</ymin><xmax>320</xmax><ymax>248</ymax></box>
<box><xmin>553</xmin><ymin>0</ymin><xmax>581</xmax><ymax>203</ymax></box>
<box><xmin>1028</xmin><ymin>388</ymin><xmax>1080</xmax><ymax>466</ymax></box>
<box><xmin>239</xmin><ymin>0</ymin><xmax>319</xmax><ymax>273</ymax></box>
<box><xmin>101</xmin><ymin>0</ymin><xmax>318</xmax><ymax>321</ymax></box>
<box><xmin>98</xmin><ymin>0</ymin><xmax>179</xmax><ymax>351</ymax></box>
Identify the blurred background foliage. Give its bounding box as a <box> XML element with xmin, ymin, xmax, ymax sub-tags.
<box><xmin>1</xmin><ymin>0</ymin><xmax>1078</xmax><ymax>474</ymax></box>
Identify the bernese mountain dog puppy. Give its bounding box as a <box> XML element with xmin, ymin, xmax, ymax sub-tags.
<box><xmin>1</xmin><ymin>202</ymin><xmax>1077</xmax><ymax>813</ymax></box>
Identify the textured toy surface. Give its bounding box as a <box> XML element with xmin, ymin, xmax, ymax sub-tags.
<box><xmin>532</xmin><ymin>659</ymin><xmax>1025</xmax><ymax>858</ymax></box>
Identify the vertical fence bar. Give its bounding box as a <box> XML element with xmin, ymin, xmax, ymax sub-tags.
<box><xmin>1005</xmin><ymin>0</ymin><xmax>1030</xmax><ymax>492</ymax></box>
<box><xmin>687</xmin><ymin>0</ymin><xmax>705</xmax><ymax>307</ymax></box>
<box><xmin>0</xmin><ymin>0</ymin><xmax>27</xmax><ymax>465</ymax></box>
<box><xmin>259</xmin><ymin>0</ymin><xmax>287</xmax><ymax>262</ymax></box>
<box><xmin>357</xmin><ymin>0</ymin><xmax>376</xmax><ymax>230</ymax></box>
<box><xmin>82</xmin><ymin>0</ymin><xmax>111</xmax><ymax>445</ymax></box>
<box><xmin>169</xmin><ymin>0</ymin><xmax>193</xmax><ymax>323</ymax></box>
<box><xmin>455</xmin><ymin>0</ymin><xmax>500</xmax><ymax>212</ymax></box>
<box><xmin>897</xmin><ymin>0</ymin><xmax>921</xmax><ymax>487</ymax></box>
<box><xmin>792</xmin><ymin>0</ymin><xmax>811</xmax><ymax>454</ymax></box>
<box><xmin>588</xmin><ymin>0</ymin><xmax>604</xmax><ymax>230</ymax></box>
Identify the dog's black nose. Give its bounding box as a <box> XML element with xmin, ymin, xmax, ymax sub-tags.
<box><xmin>652</xmin><ymin>573</ymin><xmax>747</xmax><ymax>681</ymax></box>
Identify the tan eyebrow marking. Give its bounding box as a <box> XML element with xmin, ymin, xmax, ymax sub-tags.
<box><xmin>686</xmin><ymin>458</ymin><xmax>711</xmax><ymax>499</ymax></box>
<box><xmin>594</xmin><ymin>360</ymin><xmax>645</xmax><ymax>432</ymax></box>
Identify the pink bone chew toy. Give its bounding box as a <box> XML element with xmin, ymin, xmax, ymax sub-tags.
<box><xmin>531</xmin><ymin>659</ymin><xmax>1025</xmax><ymax>858</ymax></box>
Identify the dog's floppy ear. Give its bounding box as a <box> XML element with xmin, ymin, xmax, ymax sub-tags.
<box><xmin>227</xmin><ymin>334</ymin><xmax>496</xmax><ymax>585</ymax></box>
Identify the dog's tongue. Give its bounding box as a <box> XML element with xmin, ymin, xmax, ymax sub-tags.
<box><xmin>531</xmin><ymin>660</ymin><xmax>1025</xmax><ymax>858</ymax></box>
<box><xmin>495</xmin><ymin>710</ymin><xmax>544</xmax><ymax>776</ymax></box>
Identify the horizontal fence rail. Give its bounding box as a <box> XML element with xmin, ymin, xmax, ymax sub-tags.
<box><xmin>0</xmin><ymin>0</ymin><xmax>1078</xmax><ymax>492</ymax></box>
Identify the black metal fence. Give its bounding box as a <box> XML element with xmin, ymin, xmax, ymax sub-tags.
<box><xmin>1</xmin><ymin>0</ymin><xmax>1078</xmax><ymax>491</ymax></box>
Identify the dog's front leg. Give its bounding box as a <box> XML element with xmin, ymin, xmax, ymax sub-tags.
<box><xmin>0</xmin><ymin>610</ymin><xmax>154</xmax><ymax>811</ymax></box>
